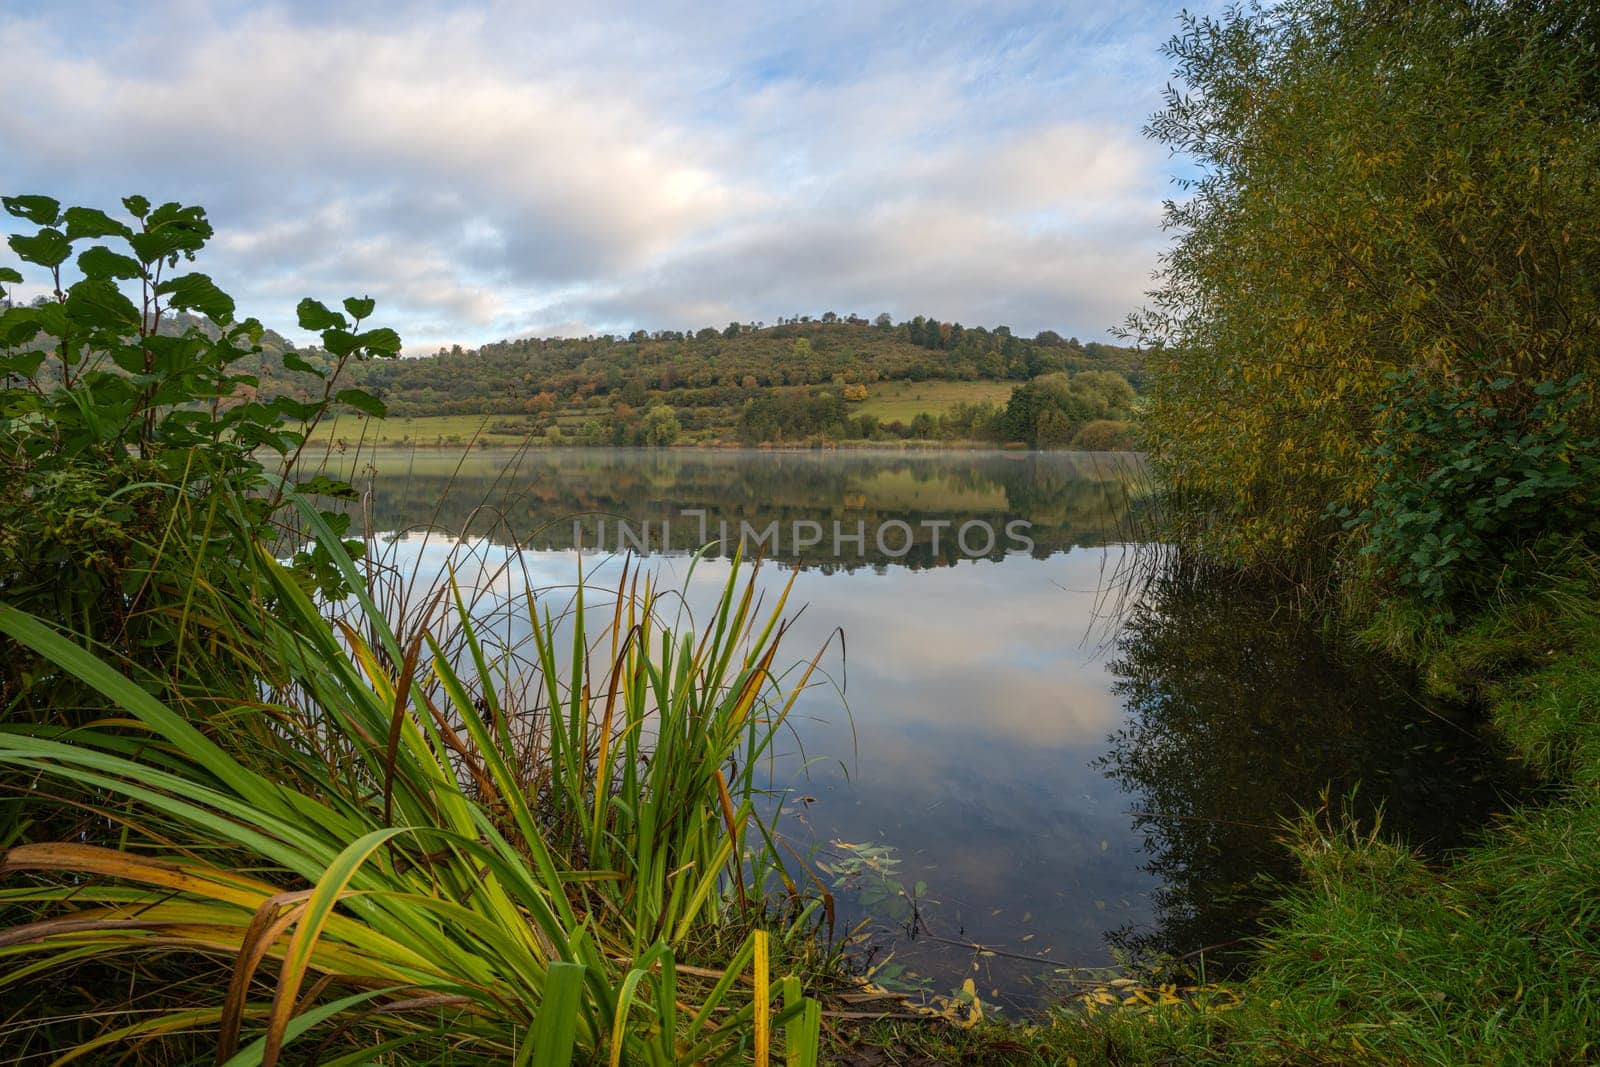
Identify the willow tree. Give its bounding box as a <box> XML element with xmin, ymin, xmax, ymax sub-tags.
<box><xmin>1129</xmin><ymin>0</ymin><xmax>1600</xmax><ymax>567</ymax></box>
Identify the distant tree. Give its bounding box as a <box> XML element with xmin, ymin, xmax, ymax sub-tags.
<box><xmin>641</xmin><ymin>404</ymin><xmax>681</xmax><ymax>446</ymax></box>
<box><xmin>1035</xmin><ymin>406</ymin><xmax>1075</xmax><ymax>448</ymax></box>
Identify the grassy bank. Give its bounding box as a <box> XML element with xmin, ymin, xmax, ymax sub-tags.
<box><xmin>827</xmin><ymin>544</ymin><xmax>1600</xmax><ymax>1065</ymax></box>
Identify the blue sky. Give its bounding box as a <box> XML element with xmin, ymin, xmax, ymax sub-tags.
<box><xmin>2</xmin><ymin>1</ymin><xmax>1217</xmax><ymax>353</ymax></box>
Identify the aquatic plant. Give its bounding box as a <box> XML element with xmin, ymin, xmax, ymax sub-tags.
<box><xmin>0</xmin><ymin>518</ymin><xmax>828</xmax><ymax>1064</ymax></box>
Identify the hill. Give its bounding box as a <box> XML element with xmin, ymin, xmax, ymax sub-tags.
<box><xmin>285</xmin><ymin>315</ymin><xmax>1143</xmax><ymax>448</ymax></box>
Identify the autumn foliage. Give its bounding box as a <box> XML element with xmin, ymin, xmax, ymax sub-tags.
<box><xmin>1130</xmin><ymin>0</ymin><xmax>1600</xmax><ymax>567</ymax></box>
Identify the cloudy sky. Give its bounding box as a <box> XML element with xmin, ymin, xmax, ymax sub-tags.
<box><xmin>2</xmin><ymin>0</ymin><xmax>1213</xmax><ymax>353</ymax></box>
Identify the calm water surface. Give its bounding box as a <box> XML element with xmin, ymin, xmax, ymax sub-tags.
<box><xmin>318</xmin><ymin>447</ymin><xmax>1523</xmax><ymax>1010</ymax></box>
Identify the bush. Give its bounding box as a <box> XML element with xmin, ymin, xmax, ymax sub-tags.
<box><xmin>0</xmin><ymin>194</ymin><xmax>398</xmax><ymax>725</ymax></box>
<box><xmin>1346</xmin><ymin>369</ymin><xmax>1599</xmax><ymax>618</ymax></box>
<box><xmin>1072</xmin><ymin>419</ymin><xmax>1138</xmax><ymax>451</ymax></box>
<box><xmin>0</xmin><ymin>194</ymin><xmax>830</xmax><ymax>1063</ymax></box>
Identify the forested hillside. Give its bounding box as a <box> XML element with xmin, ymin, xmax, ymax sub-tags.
<box><xmin>258</xmin><ymin>316</ymin><xmax>1143</xmax><ymax>447</ymax></box>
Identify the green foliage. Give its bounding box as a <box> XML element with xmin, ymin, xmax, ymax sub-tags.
<box><xmin>0</xmin><ymin>193</ymin><xmax>829</xmax><ymax>1064</ymax></box>
<box><xmin>0</xmin><ymin>193</ymin><xmax>397</xmax><ymax>729</ymax></box>
<box><xmin>1131</xmin><ymin>0</ymin><xmax>1600</xmax><ymax>565</ymax></box>
<box><xmin>1071</xmin><ymin>419</ymin><xmax>1137</xmax><ymax>451</ymax></box>
<box><xmin>0</xmin><ymin>541</ymin><xmax>828</xmax><ymax>1063</ymax></box>
<box><xmin>640</xmin><ymin>402</ymin><xmax>681</xmax><ymax>446</ymax></box>
<box><xmin>1347</xmin><ymin>370</ymin><xmax>1599</xmax><ymax>616</ymax></box>
<box><xmin>999</xmin><ymin>369</ymin><xmax>1137</xmax><ymax>447</ymax></box>
<box><xmin>328</xmin><ymin>317</ymin><xmax>1141</xmax><ymax>444</ymax></box>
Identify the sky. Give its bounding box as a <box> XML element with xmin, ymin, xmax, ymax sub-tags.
<box><xmin>1</xmin><ymin>0</ymin><xmax>1214</xmax><ymax>354</ymax></box>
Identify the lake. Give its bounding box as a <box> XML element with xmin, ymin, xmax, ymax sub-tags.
<box><xmin>312</xmin><ymin>445</ymin><xmax>1525</xmax><ymax>1011</ymax></box>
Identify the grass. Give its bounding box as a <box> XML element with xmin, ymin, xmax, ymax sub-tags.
<box><xmin>305</xmin><ymin>412</ymin><xmax>533</xmax><ymax>448</ymax></box>
<box><xmin>853</xmin><ymin>380</ymin><xmax>1014</xmax><ymax>424</ymax></box>
<box><xmin>0</xmin><ymin>494</ymin><xmax>836</xmax><ymax>1064</ymax></box>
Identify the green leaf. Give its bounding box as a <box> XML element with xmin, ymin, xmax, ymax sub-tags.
<box><xmin>2</xmin><ymin>195</ymin><xmax>60</xmax><ymax>226</ymax></box>
<box><xmin>128</xmin><ymin>203</ymin><xmax>211</xmax><ymax>264</ymax></box>
<box><xmin>270</xmin><ymin>396</ymin><xmax>323</xmax><ymax>421</ymax></box>
<box><xmin>0</xmin><ymin>605</ymin><xmax>292</xmax><ymax>819</ymax></box>
<box><xmin>335</xmin><ymin>388</ymin><xmax>387</xmax><ymax>418</ymax></box>
<box><xmin>64</xmin><ymin>279</ymin><xmax>141</xmax><ymax>331</ymax></box>
<box><xmin>296</xmin><ymin>476</ymin><xmax>359</xmax><ymax>501</ymax></box>
<box><xmin>63</xmin><ymin>206</ymin><xmax>132</xmax><ymax>241</ymax></box>
<box><xmin>355</xmin><ymin>327</ymin><xmax>402</xmax><ymax>357</ymax></box>
<box><xmin>0</xmin><ymin>267</ymin><xmax>22</xmax><ymax>285</ymax></box>
<box><xmin>0</xmin><ymin>350</ymin><xmax>46</xmax><ymax>378</ymax></box>
<box><xmin>281</xmin><ymin>352</ymin><xmax>326</xmax><ymax>378</ymax></box>
<box><xmin>77</xmin><ymin>246</ymin><xmax>143</xmax><ymax>281</ymax></box>
<box><xmin>8</xmin><ymin>229</ymin><xmax>72</xmax><ymax>269</ymax></box>
<box><xmin>121</xmin><ymin>195</ymin><xmax>151</xmax><ymax>219</ymax></box>
<box><xmin>528</xmin><ymin>961</ymin><xmax>585</xmax><ymax>1067</ymax></box>
<box><xmin>229</xmin><ymin>317</ymin><xmax>266</xmax><ymax>346</ymax></box>
<box><xmin>32</xmin><ymin>301</ymin><xmax>67</xmax><ymax>337</ymax></box>
<box><xmin>342</xmin><ymin>296</ymin><xmax>375</xmax><ymax>321</ymax></box>
<box><xmin>296</xmin><ymin>298</ymin><xmax>346</xmax><ymax>331</ymax></box>
<box><xmin>0</xmin><ymin>306</ymin><xmax>41</xmax><ymax>344</ymax></box>
<box><xmin>321</xmin><ymin>328</ymin><xmax>359</xmax><ymax>357</ymax></box>
<box><xmin>158</xmin><ymin>272</ymin><xmax>235</xmax><ymax>323</ymax></box>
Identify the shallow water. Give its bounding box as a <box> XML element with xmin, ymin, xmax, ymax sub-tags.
<box><xmin>316</xmin><ymin>446</ymin><xmax>1525</xmax><ymax>1011</ymax></box>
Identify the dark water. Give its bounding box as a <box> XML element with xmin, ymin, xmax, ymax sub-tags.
<box><xmin>319</xmin><ymin>446</ymin><xmax>1525</xmax><ymax>1011</ymax></box>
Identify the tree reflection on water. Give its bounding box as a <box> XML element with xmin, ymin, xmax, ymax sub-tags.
<box><xmin>1099</xmin><ymin>553</ymin><xmax>1532</xmax><ymax>974</ymax></box>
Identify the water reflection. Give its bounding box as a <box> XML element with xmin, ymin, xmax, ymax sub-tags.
<box><xmin>312</xmin><ymin>447</ymin><xmax>1148</xmax><ymax>570</ymax></box>
<box><xmin>1099</xmin><ymin>554</ymin><xmax>1530</xmax><ymax>974</ymax></box>
<box><xmin>321</xmin><ymin>448</ymin><xmax>1525</xmax><ymax>1011</ymax></box>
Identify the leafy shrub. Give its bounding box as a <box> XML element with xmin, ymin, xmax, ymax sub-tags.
<box><xmin>1346</xmin><ymin>369</ymin><xmax>1599</xmax><ymax>618</ymax></box>
<box><xmin>0</xmin><ymin>193</ymin><xmax>398</xmax><ymax>724</ymax></box>
<box><xmin>0</xmin><ymin>194</ymin><xmax>831</xmax><ymax>1064</ymax></box>
<box><xmin>1000</xmin><ymin>370</ymin><xmax>1136</xmax><ymax>447</ymax></box>
<box><xmin>1072</xmin><ymin>419</ymin><xmax>1138</xmax><ymax>451</ymax></box>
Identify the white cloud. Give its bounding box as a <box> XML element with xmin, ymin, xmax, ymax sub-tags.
<box><xmin>1</xmin><ymin>0</ymin><xmax>1212</xmax><ymax>349</ymax></box>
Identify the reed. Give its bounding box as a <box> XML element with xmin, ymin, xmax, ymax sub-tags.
<box><xmin>0</xmin><ymin>497</ymin><xmax>829</xmax><ymax>1065</ymax></box>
